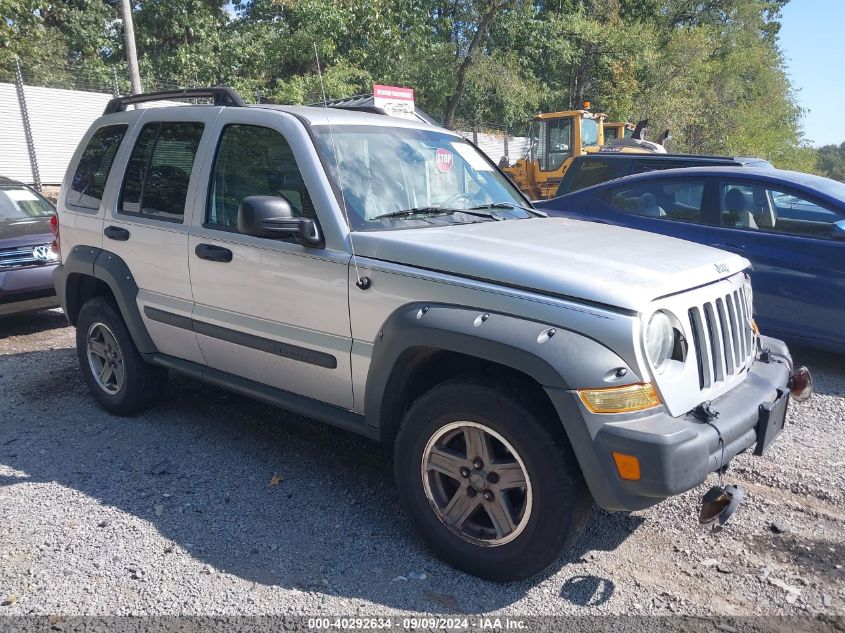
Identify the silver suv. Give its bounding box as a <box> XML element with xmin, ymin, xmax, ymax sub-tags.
<box><xmin>53</xmin><ymin>87</ymin><xmax>808</xmax><ymax>581</ymax></box>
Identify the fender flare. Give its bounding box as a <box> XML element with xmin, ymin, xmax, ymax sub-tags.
<box><xmin>54</xmin><ymin>246</ymin><xmax>156</xmax><ymax>354</ymax></box>
<box><xmin>364</xmin><ymin>302</ymin><xmax>640</xmax><ymax>431</ymax></box>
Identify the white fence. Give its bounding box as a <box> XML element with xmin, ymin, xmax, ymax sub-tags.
<box><xmin>0</xmin><ymin>83</ymin><xmax>112</xmax><ymax>185</ymax></box>
<box><xmin>0</xmin><ymin>82</ymin><xmax>531</xmax><ymax>186</ymax></box>
<box><xmin>454</xmin><ymin>130</ymin><xmax>530</xmax><ymax>167</ymax></box>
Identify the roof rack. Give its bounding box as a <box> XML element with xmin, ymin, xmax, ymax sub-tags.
<box><xmin>103</xmin><ymin>86</ymin><xmax>245</xmax><ymax>115</ymax></box>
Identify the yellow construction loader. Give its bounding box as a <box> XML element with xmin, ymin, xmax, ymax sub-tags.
<box><xmin>603</xmin><ymin>121</ymin><xmax>635</xmax><ymax>142</ymax></box>
<box><xmin>502</xmin><ymin>110</ymin><xmax>668</xmax><ymax>200</ymax></box>
<box><xmin>501</xmin><ymin>108</ymin><xmax>606</xmax><ymax>200</ymax></box>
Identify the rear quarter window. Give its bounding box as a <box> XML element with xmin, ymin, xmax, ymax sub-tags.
<box><xmin>67</xmin><ymin>125</ymin><xmax>127</xmax><ymax>210</ymax></box>
<box><xmin>568</xmin><ymin>159</ymin><xmax>625</xmax><ymax>192</ymax></box>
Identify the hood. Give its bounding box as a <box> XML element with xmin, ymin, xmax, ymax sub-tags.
<box><xmin>0</xmin><ymin>217</ymin><xmax>53</xmax><ymax>247</ymax></box>
<box><xmin>352</xmin><ymin>217</ymin><xmax>749</xmax><ymax>313</ymax></box>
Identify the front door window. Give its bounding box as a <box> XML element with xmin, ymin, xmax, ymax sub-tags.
<box><xmin>537</xmin><ymin>118</ymin><xmax>573</xmax><ymax>171</ymax></box>
<box><xmin>206</xmin><ymin>124</ymin><xmax>315</xmax><ymax>234</ymax></box>
<box><xmin>719</xmin><ymin>182</ymin><xmax>844</xmax><ymax>239</ymax></box>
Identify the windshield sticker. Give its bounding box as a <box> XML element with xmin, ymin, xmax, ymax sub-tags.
<box><xmin>435</xmin><ymin>148</ymin><xmax>454</xmax><ymax>173</ymax></box>
<box><xmin>451</xmin><ymin>142</ymin><xmax>493</xmax><ymax>171</ymax></box>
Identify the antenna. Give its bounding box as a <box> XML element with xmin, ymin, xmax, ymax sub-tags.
<box><xmin>314</xmin><ymin>43</ymin><xmax>370</xmax><ymax>290</ymax></box>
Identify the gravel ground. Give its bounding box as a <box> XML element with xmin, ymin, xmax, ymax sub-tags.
<box><xmin>0</xmin><ymin>310</ymin><xmax>843</xmax><ymax>624</ymax></box>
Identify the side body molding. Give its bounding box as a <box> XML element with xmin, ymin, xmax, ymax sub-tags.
<box><xmin>54</xmin><ymin>246</ymin><xmax>157</xmax><ymax>354</ymax></box>
<box><xmin>364</xmin><ymin>303</ymin><xmax>641</xmax><ymax>432</ymax></box>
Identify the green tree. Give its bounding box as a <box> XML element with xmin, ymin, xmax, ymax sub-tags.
<box><xmin>0</xmin><ymin>1</ymin><xmax>118</xmax><ymax>87</ymax></box>
<box><xmin>131</xmin><ymin>0</ymin><xmax>230</xmax><ymax>88</ymax></box>
<box><xmin>1</xmin><ymin>0</ymin><xmax>822</xmax><ymax>170</ymax></box>
<box><xmin>816</xmin><ymin>143</ymin><xmax>845</xmax><ymax>183</ymax></box>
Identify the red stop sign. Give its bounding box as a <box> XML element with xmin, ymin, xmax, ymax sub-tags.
<box><xmin>435</xmin><ymin>148</ymin><xmax>453</xmax><ymax>172</ymax></box>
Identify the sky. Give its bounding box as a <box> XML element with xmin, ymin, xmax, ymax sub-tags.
<box><xmin>779</xmin><ymin>0</ymin><xmax>845</xmax><ymax>147</ymax></box>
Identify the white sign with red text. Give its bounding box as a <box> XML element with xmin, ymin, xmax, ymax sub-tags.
<box><xmin>373</xmin><ymin>84</ymin><xmax>416</xmax><ymax>120</ymax></box>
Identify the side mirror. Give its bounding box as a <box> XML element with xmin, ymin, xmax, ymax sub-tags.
<box><xmin>237</xmin><ymin>195</ymin><xmax>323</xmax><ymax>247</ymax></box>
<box><xmin>832</xmin><ymin>219</ymin><xmax>845</xmax><ymax>242</ymax></box>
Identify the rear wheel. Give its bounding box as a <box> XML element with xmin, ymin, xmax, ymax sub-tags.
<box><xmin>394</xmin><ymin>380</ymin><xmax>592</xmax><ymax>581</ymax></box>
<box><xmin>76</xmin><ymin>297</ymin><xmax>167</xmax><ymax>416</ymax></box>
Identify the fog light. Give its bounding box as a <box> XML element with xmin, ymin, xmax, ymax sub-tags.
<box><xmin>578</xmin><ymin>383</ymin><xmax>661</xmax><ymax>414</ymax></box>
<box><xmin>788</xmin><ymin>366</ymin><xmax>813</xmax><ymax>402</ymax></box>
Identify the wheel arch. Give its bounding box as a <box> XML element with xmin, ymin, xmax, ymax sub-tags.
<box><xmin>365</xmin><ymin>303</ymin><xmax>640</xmax><ymax>443</ymax></box>
<box><xmin>55</xmin><ymin>246</ymin><xmax>156</xmax><ymax>354</ymax></box>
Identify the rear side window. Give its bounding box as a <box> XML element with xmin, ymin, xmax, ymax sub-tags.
<box><xmin>120</xmin><ymin>122</ymin><xmax>204</xmax><ymax>222</ymax></box>
<box><xmin>68</xmin><ymin>125</ymin><xmax>127</xmax><ymax>209</ymax></box>
<box><xmin>605</xmin><ymin>179</ymin><xmax>705</xmax><ymax>222</ymax></box>
<box><xmin>568</xmin><ymin>159</ymin><xmax>625</xmax><ymax>193</ymax></box>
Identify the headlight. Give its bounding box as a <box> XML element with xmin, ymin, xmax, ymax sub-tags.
<box><xmin>645</xmin><ymin>310</ymin><xmax>674</xmax><ymax>373</ymax></box>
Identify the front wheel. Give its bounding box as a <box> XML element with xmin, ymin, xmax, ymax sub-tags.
<box><xmin>394</xmin><ymin>381</ymin><xmax>592</xmax><ymax>581</ymax></box>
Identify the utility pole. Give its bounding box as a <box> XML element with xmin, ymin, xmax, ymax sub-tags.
<box><xmin>14</xmin><ymin>59</ymin><xmax>41</xmax><ymax>192</ymax></box>
<box><xmin>120</xmin><ymin>0</ymin><xmax>143</xmax><ymax>94</ymax></box>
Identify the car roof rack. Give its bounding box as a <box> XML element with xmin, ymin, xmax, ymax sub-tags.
<box><xmin>103</xmin><ymin>86</ymin><xmax>245</xmax><ymax>115</ymax></box>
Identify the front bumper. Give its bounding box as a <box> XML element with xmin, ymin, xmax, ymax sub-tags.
<box><xmin>0</xmin><ymin>264</ymin><xmax>59</xmax><ymax>316</ymax></box>
<box><xmin>546</xmin><ymin>336</ymin><xmax>793</xmax><ymax>511</ymax></box>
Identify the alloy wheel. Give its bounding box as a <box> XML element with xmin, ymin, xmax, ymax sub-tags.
<box><xmin>421</xmin><ymin>421</ymin><xmax>533</xmax><ymax>546</ymax></box>
<box><xmin>86</xmin><ymin>322</ymin><xmax>125</xmax><ymax>395</ymax></box>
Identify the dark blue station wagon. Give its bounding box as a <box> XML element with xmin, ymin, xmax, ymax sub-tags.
<box><xmin>536</xmin><ymin>167</ymin><xmax>845</xmax><ymax>352</ymax></box>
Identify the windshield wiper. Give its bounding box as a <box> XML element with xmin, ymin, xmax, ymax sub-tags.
<box><xmin>369</xmin><ymin>207</ymin><xmax>457</xmax><ymax>221</ymax></box>
<box><xmin>369</xmin><ymin>206</ymin><xmax>503</xmax><ymax>221</ymax></box>
<box><xmin>468</xmin><ymin>202</ymin><xmax>548</xmax><ymax>217</ymax></box>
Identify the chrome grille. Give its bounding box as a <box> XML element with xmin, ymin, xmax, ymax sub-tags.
<box><xmin>0</xmin><ymin>245</ymin><xmax>47</xmax><ymax>268</ymax></box>
<box><xmin>688</xmin><ymin>289</ymin><xmax>754</xmax><ymax>389</ymax></box>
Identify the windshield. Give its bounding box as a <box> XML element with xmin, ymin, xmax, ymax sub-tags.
<box><xmin>581</xmin><ymin>117</ymin><xmax>600</xmax><ymax>147</ymax></box>
<box><xmin>313</xmin><ymin>125</ymin><xmax>531</xmax><ymax>231</ymax></box>
<box><xmin>0</xmin><ymin>186</ymin><xmax>54</xmax><ymax>220</ymax></box>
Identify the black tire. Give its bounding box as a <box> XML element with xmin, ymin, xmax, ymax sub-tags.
<box><xmin>76</xmin><ymin>296</ymin><xmax>167</xmax><ymax>416</ymax></box>
<box><xmin>394</xmin><ymin>380</ymin><xmax>592</xmax><ymax>581</ymax></box>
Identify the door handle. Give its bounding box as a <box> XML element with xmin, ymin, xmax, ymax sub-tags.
<box><xmin>104</xmin><ymin>226</ymin><xmax>130</xmax><ymax>241</ymax></box>
<box><xmin>195</xmin><ymin>243</ymin><xmax>233</xmax><ymax>263</ymax></box>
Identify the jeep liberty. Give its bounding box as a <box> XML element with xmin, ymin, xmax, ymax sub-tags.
<box><xmin>53</xmin><ymin>88</ymin><xmax>810</xmax><ymax>581</ymax></box>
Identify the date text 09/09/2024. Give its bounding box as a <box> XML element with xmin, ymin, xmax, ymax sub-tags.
<box><xmin>307</xmin><ymin>617</ymin><xmax>527</xmax><ymax>630</ymax></box>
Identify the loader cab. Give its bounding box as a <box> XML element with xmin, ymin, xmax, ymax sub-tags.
<box><xmin>502</xmin><ymin>109</ymin><xmax>605</xmax><ymax>199</ymax></box>
<box><xmin>529</xmin><ymin>110</ymin><xmax>603</xmax><ymax>171</ymax></box>
<box><xmin>604</xmin><ymin>122</ymin><xmax>635</xmax><ymax>143</ymax></box>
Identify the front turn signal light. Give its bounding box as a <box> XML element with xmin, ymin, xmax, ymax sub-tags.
<box><xmin>578</xmin><ymin>383</ymin><xmax>661</xmax><ymax>414</ymax></box>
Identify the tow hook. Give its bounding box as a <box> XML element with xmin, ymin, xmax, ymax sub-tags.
<box><xmin>788</xmin><ymin>366</ymin><xmax>813</xmax><ymax>402</ymax></box>
<box><xmin>699</xmin><ymin>483</ymin><xmax>745</xmax><ymax>529</ymax></box>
